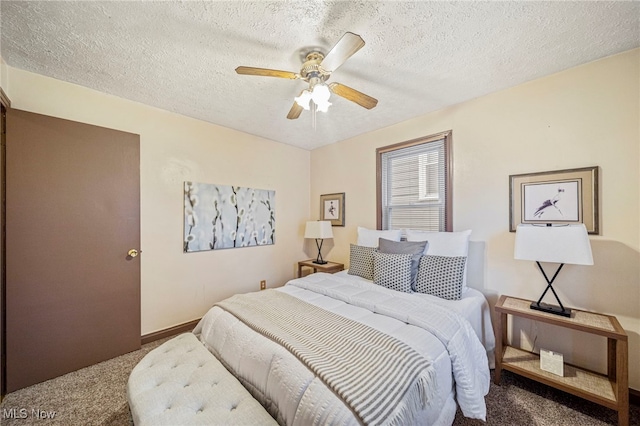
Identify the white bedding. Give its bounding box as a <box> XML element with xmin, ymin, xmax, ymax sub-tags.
<box><xmin>194</xmin><ymin>272</ymin><xmax>492</xmax><ymax>425</ymax></box>
<box><xmin>333</xmin><ymin>270</ymin><xmax>496</xmax><ymax>366</ymax></box>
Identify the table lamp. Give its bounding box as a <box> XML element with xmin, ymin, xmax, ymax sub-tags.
<box><xmin>304</xmin><ymin>221</ymin><xmax>333</xmax><ymax>264</ymax></box>
<box><xmin>514</xmin><ymin>223</ymin><xmax>593</xmax><ymax>317</ymax></box>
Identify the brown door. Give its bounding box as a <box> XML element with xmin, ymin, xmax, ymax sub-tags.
<box><xmin>1</xmin><ymin>97</ymin><xmax>7</xmax><ymax>398</ymax></box>
<box><xmin>5</xmin><ymin>109</ymin><xmax>140</xmax><ymax>392</ymax></box>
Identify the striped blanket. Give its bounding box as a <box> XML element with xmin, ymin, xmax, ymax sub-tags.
<box><xmin>216</xmin><ymin>290</ymin><xmax>435</xmax><ymax>426</ymax></box>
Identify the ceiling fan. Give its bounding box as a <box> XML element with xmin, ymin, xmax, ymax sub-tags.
<box><xmin>235</xmin><ymin>32</ymin><xmax>378</xmax><ymax>120</ymax></box>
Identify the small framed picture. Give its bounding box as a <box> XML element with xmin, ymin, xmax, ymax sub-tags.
<box><xmin>320</xmin><ymin>192</ymin><xmax>345</xmax><ymax>226</ymax></box>
<box><xmin>509</xmin><ymin>166</ymin><xmax>598</xmax><ymax>234</ymax></box>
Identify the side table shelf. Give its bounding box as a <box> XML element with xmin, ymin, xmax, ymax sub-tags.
<box><xmin>297</xmin><ymin>259</ymin><xmax>344</xmax><ymax>278</ymax></box>
<box><xmin>494</xmin><ymin>295</ymin><xmax>629</xmax><ymax>426</ymax></box>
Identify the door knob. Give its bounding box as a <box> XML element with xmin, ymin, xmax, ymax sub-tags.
<box><xmin>128</xmin><ymin>249</ymin><xmax>140</xmax><ymax>258</ymax></box>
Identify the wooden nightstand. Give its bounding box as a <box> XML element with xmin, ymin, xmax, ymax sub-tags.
<box><xmin>297</xmin><ymin>259</ymin><xmax>344</xmax><ymax>278</ymax></box>
<box><xmin>494</xmin><ymin>295</ymin><xmax>629</xmax><ymax>426</ymax></box>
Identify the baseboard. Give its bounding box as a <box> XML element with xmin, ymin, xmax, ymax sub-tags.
<box><xmin>630</xmin><ymin>388</ymin><xmax>640</xmax><ymax>406</ymax></box>
<box><xmin>140</xmin><ymin>319</ymin><xmax>201</xmax><ymax>345</ymax></box>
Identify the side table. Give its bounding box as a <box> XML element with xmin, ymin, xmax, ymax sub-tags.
<box><xmin>494</xmin><ymin>295</ymin><xmax>629</xmax><ymax>425</ymax></box>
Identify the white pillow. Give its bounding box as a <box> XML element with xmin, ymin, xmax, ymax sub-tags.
<box><xmin>356</xmin><ymin>227</ymin><xmax>402</xmax><ymax>248</ymax></box>
<box><xmin>405</xmin><ymin>229</ymin><xmax>472</xmax><ymax>291</ymax></box>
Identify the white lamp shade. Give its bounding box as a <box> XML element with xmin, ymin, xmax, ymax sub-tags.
<box><xmin>304</xmin><ymin>221</ymin><xmax>333</xmax><ymax>239</ymax></box>
<box><xmin>514</xmin><ymin>224</ymin><xmax>593</xmax><ymax>265</ymax></box>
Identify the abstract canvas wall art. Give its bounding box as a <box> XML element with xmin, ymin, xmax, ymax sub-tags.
<box><xmin>184</xmin><ymin>181</ymin><xmax>275</xmax><ymax>252</ymax></box>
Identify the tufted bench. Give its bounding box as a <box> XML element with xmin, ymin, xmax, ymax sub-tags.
<box><xmin>127</xmin><ymin>332</ymin><xmax>277</xmax><ymax>425</ymax></box>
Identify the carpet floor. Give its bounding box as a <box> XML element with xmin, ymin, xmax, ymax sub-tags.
<box><xmin>1</xmin><ymin>336</ymin><xmax>638</xmax><ymax>425</ymax></box>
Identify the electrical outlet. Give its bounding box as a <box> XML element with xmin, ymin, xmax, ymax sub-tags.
<box><xmin>260</xmin><ymin>280</ymin><xmax>266</xmax><ymax>290</ymax></box>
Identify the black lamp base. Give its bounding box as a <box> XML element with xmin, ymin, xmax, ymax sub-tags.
<box><xmin>530</xmin><ymin>261</ymin><xmax>573</xmax><ymax>318</ymax></box>
<box><xmin>313</xmin><ymin>238</ymin><xmax>328</xmax><ymax>265</ymax></box>
<box><xmin>530</xmin><ymin>301</ymin><xmax>572</xmax><ymax>317</ymax></box>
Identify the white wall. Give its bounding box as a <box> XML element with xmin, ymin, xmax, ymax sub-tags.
<box><xmin>2</xmin><ymin>66</ymin><xmax>311</xmax><ymax>335</ymax></box>
<box><xmin>0</xmin><ymin>57</ymin><xmax>8</xmax><ymax>90</ymax></box>
<box><xmin>310</xmin><ymin>49</ymin><xmax>640</xmax><ymax>390</ymax></box>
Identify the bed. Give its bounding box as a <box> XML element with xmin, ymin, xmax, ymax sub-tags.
<box><xmin>194</xmin><ymin>229</ymin><xmax>495</xmax><ymax>425</ymax></box>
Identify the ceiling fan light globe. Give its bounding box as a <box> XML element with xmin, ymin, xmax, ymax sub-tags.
<box><xmin>315</xmin><ymin>100</ymin><xmax>331</xmax><ymax>113</ymax></box>
<box><xmin>311</xmin><ymin>84</ymin><xmax>331</xmax><ymax>103</ymax></box>
<box><xmin>294</xmin><ymin>90</ymin><xmax>312</xmax><ymax>110</ymax></box>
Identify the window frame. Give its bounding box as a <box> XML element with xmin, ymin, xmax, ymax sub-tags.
<box><xmin>376</xmin><ymin>131</ymin><xmax>453</xmax><ymax>231</ymax></box>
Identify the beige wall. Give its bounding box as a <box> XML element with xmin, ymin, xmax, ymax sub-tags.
<box><xmin>311</xmin><ymin>49</ymin><xmax>640</xmax><ymax>389</ymax></box>
<box><xmin>2</xmin><ymin>48</ymin><xmax>638</xmax><ymax>391</ymax></box>
<box><xmin>2</xmin><ymin>66</ymin><xmax>311</xmax><ymax>335</ymax></box>
<box><xmin>0</xmin><ymin>60</ymin><xmax>7</xmax><ymax>91</ymax></box>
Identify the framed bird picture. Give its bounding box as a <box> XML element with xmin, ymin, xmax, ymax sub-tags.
<box><xmin>509</xmin><ymin>166</ymin><xmax>599</xmax><ymax>234</ymax></box>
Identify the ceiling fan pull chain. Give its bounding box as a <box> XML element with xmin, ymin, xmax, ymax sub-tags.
<box><xmin>311</xmin><ymin>102</ymin><xmax>317</xmax><ymax>130</ymax></box>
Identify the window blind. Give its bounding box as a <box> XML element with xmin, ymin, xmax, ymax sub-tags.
<box><xmin>380</xmin><ymin>138</ymin><xmax>447</xmax><ymax>231</ymax></box>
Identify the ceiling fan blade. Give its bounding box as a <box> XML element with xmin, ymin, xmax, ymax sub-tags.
<box><xmin>329</xmin><ymin>82</ymin><xmax>378</xmax><ymax>110</ymax></box>
<box><xmin>287</xmin><ymin>101</ymin><xmax>303</xmax><ymax>120</ymax></box>
<box><xmin>320</xmin><ymin>32</ymin><xmax>365</xmax><ymax>72</ymax></box>
<box><xmin>235</xmin><ymin>66</ymin><xmax>299</xmax><ymax>79</ymax></box>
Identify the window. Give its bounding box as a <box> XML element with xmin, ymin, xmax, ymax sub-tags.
<box><xmin>376</xmin><ymin>131</ymin><xmax>452</xmax><ymax>231</ymax></box>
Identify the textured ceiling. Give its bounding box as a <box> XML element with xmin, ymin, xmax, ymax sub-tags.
<box><xmin>1</xmin><ymin>1</ymin><xmax>638</xmax><ymax>150</ymax></box>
